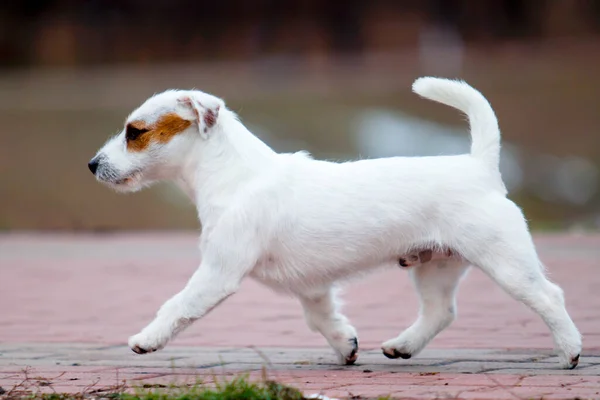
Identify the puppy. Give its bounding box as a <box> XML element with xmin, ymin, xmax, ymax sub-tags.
<box><xmin>89</xmin><ymin>77</ymin><xmax>581</xmax><ymax>369</ymax></box>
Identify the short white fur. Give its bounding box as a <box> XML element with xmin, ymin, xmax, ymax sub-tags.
<box><xmin>90</xmin><ymin>77</ymin><xmax>582</xmax><ymax>368</ymax></box>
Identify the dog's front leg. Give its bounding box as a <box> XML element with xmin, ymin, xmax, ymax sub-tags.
<box><xmin>299</xmin><ymin>287</ymin><xmax>359</xmax><ymax>365</ymax></box>
<box><xmin>128</xmin><ymin>259</ymin><xmax>244</xmax><ymax>354</ymax></box>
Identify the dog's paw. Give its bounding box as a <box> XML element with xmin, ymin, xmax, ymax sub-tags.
<box><xmin>324</xmin><ymin>324</ymin><xmax>359</xmax><ymax>365</ymax></box>
<box><xmin>556</xmin><ymin>333</ymin><xmax>582</xmax><ymax>369</ymax></box>
<box><xmin>334</xmin><ymin>337</ymin><xmax>359</xmax><ymax>365</ymax></box>
<box><xmin>382</xmin><ymin>348</ymin><xmax>412</xmax><ymax>359</ymax></box>
<box><xmin>128</xmin><ymin>332</ymin><xmax>166</xmax><ymax>355</ymax></box>
<box><xmin>557</xmin><ymin>352</ymin><xmax>581</xmax><ymax>369</ymax></box>
<box><xmin>381</xmin><ymin>336</ymin><xmax>422</xmax><ymax>360</ymax></box>
<box><xmin>566</xmin><ymin>353</ymin><xmax>580</xmax><ymax>369</ymax></box>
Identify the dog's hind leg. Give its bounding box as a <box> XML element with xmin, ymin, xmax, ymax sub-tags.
<box><xmin>460</xmin><ymin>200</ymin><xmax>582</xmax><ymax>369</ymax></box>
<box><xmin>382</xmin><ymin>259</ymin><xmax>470</xmax><ymax>359</ymax></box>
<box><xmin>299</xmin><ymin>286</ymin><xmax>359</xmax><ymax>365</ymax></box>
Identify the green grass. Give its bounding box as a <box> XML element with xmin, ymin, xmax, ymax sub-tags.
<box><xmin>6</xmin><ymin>375</ymin><xmax>306</xmax><ymax>400</ymax></box>
<box><xmin>3</xmin><ymin>373</ymin><xmax>397</xmax><ymax>400</ymax></box>
<box><xmin>4</xmin><ymin>372</ymin><xmax>392</xmax><ymax>400</ymax></box>
<box><xmin>120</xmin><ymin>377</ymin><xmax>305</xmax><ymax>400</ymax></box>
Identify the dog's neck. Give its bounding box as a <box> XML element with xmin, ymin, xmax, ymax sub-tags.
<box><xmin>175</xmin><ymin>109</ymin><xmax>278</xmax><ymax>224</ymax></box>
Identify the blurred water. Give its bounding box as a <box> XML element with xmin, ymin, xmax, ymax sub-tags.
<box><xmin>354</xmin><ymin>109</ymin><xmax>599</xmax><ymax>206</ymax></box>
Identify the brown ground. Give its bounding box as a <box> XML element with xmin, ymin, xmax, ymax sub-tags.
<box><xmin>1</xmin><ymin>40</ymin><xmax>600</xmax><ymax>231</ymax></box>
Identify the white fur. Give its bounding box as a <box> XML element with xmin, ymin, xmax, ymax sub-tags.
<box><xmin>90</xmin><ymin>77</ymin><xmax>582</xmax><ymax>368</ymax></box>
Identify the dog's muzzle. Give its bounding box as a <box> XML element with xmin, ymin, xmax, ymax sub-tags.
<box><xmin>88</xmin><ymin>157</ymin><xmax>139</xmax><ymax>186</ymax></box>
<box><xmin>88</xmin><ymin>157</ymin><xmax>100</xmax><ymax>175</ymax></box>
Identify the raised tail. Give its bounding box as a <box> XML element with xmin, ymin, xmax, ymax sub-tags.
<box><xmin>412</xmin><ymin>77</ymin><xmax>501</xmax><ymax>171</ymax></box>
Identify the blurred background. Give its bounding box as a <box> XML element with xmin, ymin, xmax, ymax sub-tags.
<box><xmin>1</xmin><ymin>0</ymin><xmax>599</xmax><ymax>231</ymax></box>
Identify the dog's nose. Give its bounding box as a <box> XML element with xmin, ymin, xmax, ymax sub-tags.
<box><xmin>88</xmin><ymin>158</ymin><xmax>99</xmax><ymax>174</ymax></box>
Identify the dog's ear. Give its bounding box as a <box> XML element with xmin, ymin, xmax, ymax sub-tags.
<box><xmin>177</xmin><ymin>93</ymin><xmax>223</xmax><ymax>139</ymax></box>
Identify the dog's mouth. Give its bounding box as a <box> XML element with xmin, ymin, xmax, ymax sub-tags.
<box><xmin>96</xmin><ymin>168</ymin><xmax>141</xmax><ymax>188</ymax></box>
<box><xmin>112</xmin><ymin>171</ymin><xmax>141</xmax><ymax>187</ymax></box>
<box><xmin>114</xmin><ymin>176</ymin><xmax>135</xmax><ymax>185</ymax></box>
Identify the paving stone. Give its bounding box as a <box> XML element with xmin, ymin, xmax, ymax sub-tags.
<box><xmin>2</xmin><ymin>233</ymin><xmax>600</xmax><ymax>398</ymax></box>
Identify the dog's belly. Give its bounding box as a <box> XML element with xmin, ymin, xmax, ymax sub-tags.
<box><xmin>248</xmin><ymin>249</ymin><xmax>400</xmax><ymax>293</ymax></box>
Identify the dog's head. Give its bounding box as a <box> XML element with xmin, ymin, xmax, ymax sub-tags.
<box><xmin>88</xmin><ymin>90</ymin><xmax>224</xmax><ymax>192</ymax></box>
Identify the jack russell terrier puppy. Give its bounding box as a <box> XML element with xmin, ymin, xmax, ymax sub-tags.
<box><xmin>89</xmin><ymin>77</ymin><xmax>581</xmax><ymax>369</ymax></box>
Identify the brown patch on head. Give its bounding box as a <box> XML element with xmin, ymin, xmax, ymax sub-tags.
<box><xmin>126</xmin><ymin>113</ymin><xmax>192</xmax><ymax>152</ymax></box>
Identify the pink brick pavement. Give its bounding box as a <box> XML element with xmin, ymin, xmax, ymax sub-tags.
<box><xmin>1</xmin><ymin>233</ymin><xmax>600</xmax><ymax>399</ymax></box>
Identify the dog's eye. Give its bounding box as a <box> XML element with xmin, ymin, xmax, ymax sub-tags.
<box><xmin>125</xmin><ymin>125</ymin><xmax>149</xmax><ymax>141</ymax></box>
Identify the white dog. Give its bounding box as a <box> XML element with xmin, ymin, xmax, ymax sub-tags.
<box><xmin>89</xmin><ymin>77</ymin><xmax>581</xmax><ymax>369</ymax></box>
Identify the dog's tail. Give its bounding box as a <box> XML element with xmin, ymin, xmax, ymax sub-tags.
<box><xmin>412</xmin><ymin>77</ymin><xmax>501</xmax><ymax>171</ymax></box>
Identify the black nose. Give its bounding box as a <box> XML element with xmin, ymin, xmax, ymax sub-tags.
<box><xmin>88</xmin><ymin>158</ymin><xmax>99</xmax><ymax>174</ymax></box>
